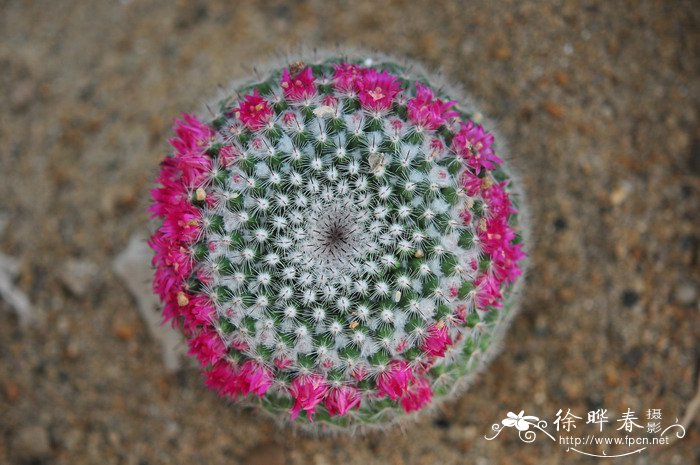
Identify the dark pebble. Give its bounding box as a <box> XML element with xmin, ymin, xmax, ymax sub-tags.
<box><xmin>434</xmin><ymin>416</ymin><xmax>451</xmax><ymax>429</ymax></box>
<box><xmin>621</xmin><ymin>289</ymin><xmax>639</xmax><ymax>307</ymax></box>
<box><xmin>553</xmin><ymin>217</ymin><xmax>568</xmax><ymax>230</ymax></box>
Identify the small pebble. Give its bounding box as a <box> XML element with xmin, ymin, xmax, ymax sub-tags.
<box><xmin>3</xmin><ymin>380</ymin><xmax>20</xmax><ymax>402</ymax></box>
<box><xmin>554</xmin><ymin>71</ymin><xmax>569</xmax><ymax>86</ymax></box>
<box><xmin>610</xmin><ymin>183</ymin><xmax>631</xmax><ymax>205</ymax></box>
<box><xmin>673</xmin><ymin>281</ymin><xmax>697</xmax><ymax>306</ymax></box>
<box><xmin>543</xmin><ymin>101</ymin><xmax>564</xmax><ymax>119</ymax></box>
<box><xmin>11</xmin><ymin>425</ymin><xmax>51</xmax><ymax>462</ymax></box>
<box><xmin>114</xmin><ymin>322</ymin><xmax>136</xmax><ymax>341</ymax></box>
<box><xmin>11</xmin><ymin>80</ymin><xmax>35</xmax><ymax>111</ymax></box>
<box><xmin>59</xmin><ymin>259</ymin><xmax>99</xmax><ymax>296</ymax></box>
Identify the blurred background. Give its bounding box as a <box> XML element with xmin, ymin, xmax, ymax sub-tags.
<box><xmin>0</xmin><ymin>1</ymin><xmax>698</xmax><ymax>464</ymax></box>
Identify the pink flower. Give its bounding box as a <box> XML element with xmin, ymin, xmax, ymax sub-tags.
<box><xmin>385</xmin><ymin>117</ymin><xmax>406</xmax><ymax>137</ymax></box>
<box><xmin>289</xmin><ymin>374</ymin><xmax>329</xmax><ymax>421</ymax></box>
<box><xmin>149</xmin><ymin>187</ymin><xmax>200</xmax><ymax>316</ymax></box>
<box><xmin>460</xmin><ymin>209</ymin><xmax>473</xmax><ymax>224</ymax></box>
<box><xmin>182</xmin><ymin>294</ymin><xmax>216</xmax><ymax>330</ymax></box>
<box><xmin>470</xmin><ymin>182</ymin><xmax>524</xmax><ymax>284</ymax></box>
<box><xmin>474</xmin><ymin>274</ymin><xmax>503</xmax><ymax>309</ymax></box>
<box><xmin>461</xmin><ymin>170</ymin><xmax>484</xmax><ymax>197</ymax></box>
<box><xmin>351</xmin><ymin>362</ymin><xmax>369</xmax><ymax>381</ymax></box>
<box><xmin>157</xmin><ymin>202</ymin><xmax>201</xmax><ymax>244</ymax></box>
<box><xmin>160</xmin><ymin>299</ymin><xmax>183</xmax><ymax>327</ymax></box>
<box><xmin>454</xmin><ymin>304</ymin><xmax>468</xmax><ymax>324</ymax></box>
<box><xmin>156</xmin><ymin>127</ymin><xmax>214</xmax><ymax>191</ymax></box>
<box><xmin>235</xmin><ymin>89</ymin><xmax>274</xmax><ymax>131</ymax></box>
<box><xmin>426</xmin><ymin>137</ymin><xmax>447</xmax><ymax>159</ymax></box>
<box><xmin>395</xmin><ymin>338</ymin><xmax>408</xmax><ymax>353</ymax></box>
<box><xmin>325</xmin><ymin>385</ymin><xmax>362</xmax><ymax>416</ymax></box>
<box><xmin>422</xmin><ymin>323</ymin><xmax>453</xmax><ymax>357</ymax></box>
<box><xmin>320</xmin><ymin>94</ymin><xmax>339</xmax><ymax>108</ymax></box>
<box><xmin>280</xmin><ymin>110</ymin><xmax>301</xmax><ymax>130</ymax></box>
<box><xmin>239</xmin><ymin>360</ymin><xmax>273</xmax><ymax>397</ymax></box>
<box><xmin>482</xmin><ymin>181</ymin><xmax>516</xmax><ymax>218</ymax></box>
<box><xmin>452</xmin><ymin>121</ymin><xmax>502</xmax><ymax>173</ymax></box>
<box><xmin>407</xmin><ymin>83</ymin><xmax>458</xmax><ymax>130</ymax></box>
<box><xmin>204</xmin><ymin>361</ymin><xmax>272</xmax><ymax>399</ymax></box>
<box><xmin>150</xmin><ymin>235</ymin><xmax>192</xmax><ymax>299</ymax></box>
<box><xmin>399</xmin><ymin>378</ymin><xmax>433</xmax><ymax>412</ymax></box>
<box><xmin>169</xmin><ymin>114</ymin><xmax>215</xmax><ymax>157</ymax></box>
<box><xmin>281</xmin><ymin>66</ymin><xmax>317</xmax><ymax>102</ymax></box>
<box><xmin>479</xmin><ymin>217</ymin><xmax>516</xmax><ymax>257</ymax></box>
<box><xmin>274</xmin><ymin>357</ymin><xmax>294</xmax><ymax>370</ymax></box>
<box><xmin>491</xmin><ymin>242</ymin><xmax>525</xmax><ymax>284</ymax></box>
<box><xmin>357</xmin><ymin>69</ymin><xmax>401</xmax><ymax>111</ymax></box>
<box><xmin>218</xmin><ymin>145</ymin><xmax>241</xmax><ymax>167</ymax></box>
<box><xmin>187</xmin><ymin>328</ymin><xmax>226</xmax><ymax>367</ymax></box>
<box><xmin>203</xmin><ymin>361</ymin><xmax>240</xmax><ymax>397</ymax></box>
<box><xmin>229</xmin><ymin>338</ymin><xmax>249</xmax><ymax>352</ymax></box>
<box><xmin>149</xmin><ymin>159</ymin><xmax>188</xmax><ymax>217</ymax></box>
<box><xmin>376</xmin><ymin>360</ymin><xmax>414</xmax><ymax>400</ymax></box>
<box><xmin>176</xmin><ymin>153</ymin><xmax>213</xmax><ymax>188</ymax></box>
<box><xmin>332</xmin><ymin>63</ymin><xmax>364</xmax><ymax>93</ymax></box>
<box><xmin>196</xmin><ymin>267</ymin><xmax>213</xmax><ymax>287</ymax></box>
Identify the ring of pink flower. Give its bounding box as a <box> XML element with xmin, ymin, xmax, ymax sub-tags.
<box><xmin>149</xmin><ymin>62</ymin><xmax>525</xmax><ymax>422</ymax></box>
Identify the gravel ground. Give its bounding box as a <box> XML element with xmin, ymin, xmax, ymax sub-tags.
<box><xmin>0</xmin><ymin>1</ymin><xmax>698</xmax><ymax>464</ymax></box>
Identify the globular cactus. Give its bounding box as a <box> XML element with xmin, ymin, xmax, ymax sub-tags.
<box><xmin>149</xmin><ymin>53</ymin><xmax>526</xmax><ymax>432</ymax></box>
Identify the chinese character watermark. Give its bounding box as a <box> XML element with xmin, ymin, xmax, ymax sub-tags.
<box><xmin>485</xmin><ymin>407</ymin><xmax>686</xmax><ymax>458</ymax></box>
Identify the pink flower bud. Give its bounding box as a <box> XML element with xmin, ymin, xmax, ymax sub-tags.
<box><xmin>187</xmin><ymin>328</ymin><xmax>226</xmax><ymax>367</ymax></box>
<box><xmin>399</xmin><ymin>378</ymin><xmax>433</xmax><ymax>413</ymax></box>
<box><xmin>239</xmin><ymin>360</ymin><xmax>273</xmax><ymax>397</ymax></box>
<box><xmin>406</xmin><ymin>83</ymin><xmax>458</xmax><ymax>130</ymax></box>
<box><xmin>325</xmin><ymin>385</ymin><xmax>361</xmax><ymax>417</ymax></box>
<box><xmin>452</xmin><ymin>121</ymin><xmax>502</xmax><ymax>173</ymax></box>
<box><xmin>235</xmin><ymin>89</ymin><xmax>274</xmax><ymax>130</ymax></box>
<box><xmin>376</xmin><ymin>360</ymin><xmax>414</xmax><ymax>400</ymax></box>
<box><xmin>281</xmin><ymin>66</ymin><xmax>316</xmax><ymax>102</ymax></box>
<box><xmin>422</xmin><ymin>323</ymin><xmax>453</xmax><ymax>357</ymax></box>
<box><xmin>289</xmin><ymin>374</ymin><xmax>329</xmax><ymax>421</ymax></box>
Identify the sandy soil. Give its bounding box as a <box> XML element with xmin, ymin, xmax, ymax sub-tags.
<box><xmin>0</xmin><ymin>1</ymin><xmax>698</xmax><ymax>464</ymax></box>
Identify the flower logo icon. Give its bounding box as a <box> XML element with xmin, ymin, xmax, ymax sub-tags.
<box><xmin>502</xmin><ymin>411</ymin><xmax>540</xmax><ymax>431</ymax></box>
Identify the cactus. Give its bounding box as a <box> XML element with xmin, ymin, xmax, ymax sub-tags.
<box><xmin>149</xmin><ymin>54</ymin><xmax>527</xmax><ymax>433</ymax></box>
